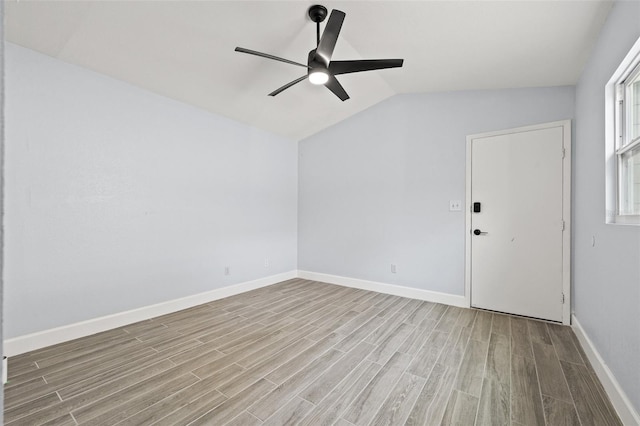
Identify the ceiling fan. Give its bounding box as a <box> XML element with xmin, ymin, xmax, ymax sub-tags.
<box><xmin>235</xmin><ymin>4</ymin><xmax>404</xmax><ymax>101</ymax></box>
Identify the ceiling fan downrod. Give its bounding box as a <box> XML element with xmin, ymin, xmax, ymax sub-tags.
<box><xmin>308</xmin><ymin>4</ymin><xmax>328</xmax><ymax>47</ymax></box>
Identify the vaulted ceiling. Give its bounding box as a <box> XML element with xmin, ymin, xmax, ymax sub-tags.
<box><xmin>5</xmin><ymin>0</ymin><xmax>612</xmax><ymax>140</ymax></box>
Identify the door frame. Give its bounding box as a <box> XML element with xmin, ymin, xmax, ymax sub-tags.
<box><xmin>464</xmin><ymin>120</ymin><xmax>572</xmax><ymax>325</ymax></box>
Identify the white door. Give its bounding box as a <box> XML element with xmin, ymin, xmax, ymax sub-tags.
<box><xmin>467</xmin><ymin>121</ymin><xmax>570</xmax><ymax>323</ymax></box>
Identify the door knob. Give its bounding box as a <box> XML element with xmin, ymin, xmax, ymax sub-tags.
<box><xmin>473</xmin><ymin>229</ymin><xmax>488</xmax><ymax>235</ymax></box>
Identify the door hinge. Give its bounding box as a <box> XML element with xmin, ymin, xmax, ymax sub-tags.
<box><xmin>561</xmin><ymin>220</ymin><xmax>565</xmax><ymax>231</ymax></box>
<box><xmin>562</xmin><ymin>293</ymin><xmax>565</xmax><ymax>304</ymax></box>
<box><xmin>562</xmin><ymin>147</ymin><xmax>566</xmax><ymax>159</ymax></box>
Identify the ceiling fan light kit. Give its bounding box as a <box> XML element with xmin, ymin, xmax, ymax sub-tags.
<box><xmin>235</xmin><ymin>4</ymin><xmax>404</xmax><ymax>101</ymax></box>
<box><xmin>309</xmin><ymin>70</ymin><xmax>329</xmax><ymax>85</ymax></box>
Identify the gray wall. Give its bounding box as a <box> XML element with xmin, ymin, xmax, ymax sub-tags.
<box><xmin>573</xmin><ymin>0</ymin><xmax>640</xmax><ymax>412</ymax></box>
<box><xmin>4</xmin><ymin>44</ymin><xmax>298</xmax><ymax>338</ymax></box>
<box><xmin>1</xmin><ymin>0</ymin><xmax>5</xmax><ymax>420</ymax></box>
<box><xmin>299</xmin><ymin>86</ymin><xmax>575</xmax><ymax>294</ymax></box>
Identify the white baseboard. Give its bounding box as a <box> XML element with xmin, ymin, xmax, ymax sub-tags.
<box><xmin>297</xmin><ymin>270</ymin><xmax>468</xmax><ymax>308</ymax></box>
<box><xmin>4</xmin><ymin>270</ymin><xmax>298</xmax><ymax>357</ymax></box>
<box><xmin>572</xmin><ymin>314</ymin><xmax>640</xmax><ymax>425</ymax></box>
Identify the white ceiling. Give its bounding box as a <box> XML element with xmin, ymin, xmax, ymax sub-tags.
<box><xmin>5</xmin><ymin>0</ymin><xmax>612</xmax><ymax>141</ymax></box>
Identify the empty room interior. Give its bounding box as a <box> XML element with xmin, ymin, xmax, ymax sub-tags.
<box><xmin>2</xmin><ymin>0</ymin><xmax>640</xmax><ymax>425</ymax></box>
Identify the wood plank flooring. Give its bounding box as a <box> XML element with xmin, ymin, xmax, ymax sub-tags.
<box><xmin>4</xmin><ymin>279</ymin><xmax>622</xmax><ymax>425</ymax></box>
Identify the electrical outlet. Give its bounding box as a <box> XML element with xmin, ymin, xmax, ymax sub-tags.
<box><xmin>264</xmin><ymin>258</ymin><xmax>270</xmax><ymax>268</ymax></box>
<box><xmin>391</xmin><ymin>264</ymin><xmax>397</xmax><ymax>274</ymax></box>
<box><xmin>224</xmin><ymin>266</ymin><xmax>230</xmax><ymax>276</ymax></box>
<box><xmin>449</xmin><ymin>200</ymin><xmax>462</xmax><ymax>211</ymax></box>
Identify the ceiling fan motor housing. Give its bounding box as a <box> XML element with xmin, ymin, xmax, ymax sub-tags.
<box><xmin>308</xmin><ymin>49</ymin><xmax>326</xmax><ymax>70</ymax></box>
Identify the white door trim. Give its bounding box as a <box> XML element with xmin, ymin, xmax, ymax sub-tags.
<box><xmin>465</xmin><ymin>120</ymin><xmax>572</xmax><ymax>324</ymax></box>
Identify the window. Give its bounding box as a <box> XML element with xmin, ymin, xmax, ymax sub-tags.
<box><xmin>606</xmin><ymin>36</ymin><xmax>640</xmax><ymax>225</ymax></box>
<box><xmin>616</xmin><ymin>62</ymin><xmax>640</xmax><ymax>216</ymax></box>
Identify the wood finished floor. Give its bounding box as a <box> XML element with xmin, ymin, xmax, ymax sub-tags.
<box><xmin>5</xmin><ymin>279</ymin><xmax>622</xmax><ymax>425</ymax></box>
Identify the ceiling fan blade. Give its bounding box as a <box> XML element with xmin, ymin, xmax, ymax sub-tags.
<box><xmin>315</xmin><ymin>9</ymin><xmax>346</xmax><ymax>66</ymax></box>
<box><xmin>329</xmin><ymin>59</ymin><xmax>404</xmax><ymax>75</ymax></box>
<box><xmin>235</xmin><ymin>47</ymin><xmax>310</xmax><ymax>69</ymax></box>
<box><xmin>268</xmin><ymin>75</ymin><xmax>308</xmax><ymax>97</ymax></box>
<box><xmin>325</xmin><ymin>75</ymin><xmax>349</xmax><ymax>101</ymax></box>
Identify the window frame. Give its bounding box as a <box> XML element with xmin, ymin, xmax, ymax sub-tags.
<box><xmin>615</xmin><ymin>61</ymin><xmax>640</xmax><ymax>217</ymax></box>
<box><xmin>606</xmin><ymin>36</ymin><xmax>640</xmax><ymax>225</ymax></box>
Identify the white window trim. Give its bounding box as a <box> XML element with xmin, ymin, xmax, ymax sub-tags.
<box><xmin>605</xmin><ymin>35</ymin><xmax>640</xmax><ymax>226</ymax></box>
